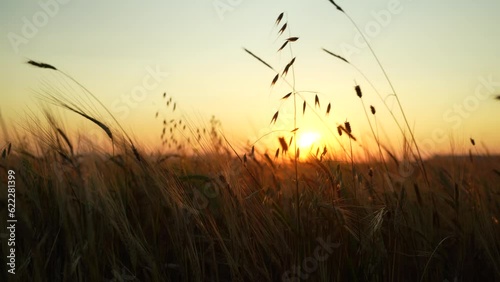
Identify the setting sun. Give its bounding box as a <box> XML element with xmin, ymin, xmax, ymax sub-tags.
<box><xmin>297</xmin><ymin>131</ymin><xmax>321</xmax><ymax>149</ymax></box>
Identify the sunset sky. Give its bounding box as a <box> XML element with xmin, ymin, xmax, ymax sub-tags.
<box><xmin>1</xmin><ymin>0</ymin><xmax>499</xmax><ymax>157</ymax></box>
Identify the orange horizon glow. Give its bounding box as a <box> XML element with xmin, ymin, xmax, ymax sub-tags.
<box><xmin>1</xmin><ymin>1</ymin><xmax>499</xmax><ymax>157</ymax></box>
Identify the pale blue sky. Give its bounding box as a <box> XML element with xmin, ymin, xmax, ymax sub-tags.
<box><xmin>1</xmin><ymin>0</ymin><xmax>499</xmax><ymax>155</ymax></box>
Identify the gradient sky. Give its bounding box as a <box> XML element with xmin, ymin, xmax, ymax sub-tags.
<box><xmin>1</xmin><ymin>0</ymin><xmax>499</xmax><ymax>157</ymax></box>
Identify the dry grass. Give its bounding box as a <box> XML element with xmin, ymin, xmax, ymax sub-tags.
<box><xmin>2</xmin><ymin>69</ymin><xmax>500</xmax><ymax>280</ymax></box>
<box><xmin>2</xmin><ymin>129</ymin><xmax>499</xmax><ymax>281</ymax></box>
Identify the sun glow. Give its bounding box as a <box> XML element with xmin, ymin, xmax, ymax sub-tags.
<box><xmin>297</xmin><ymin>131</ymin><xmax>321</xmax><ymax>149</ymax></box>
